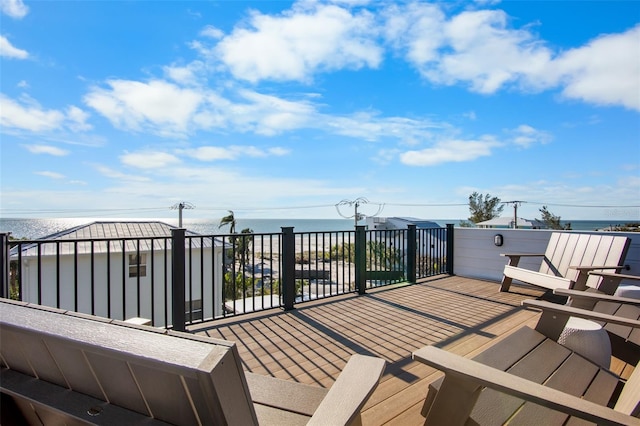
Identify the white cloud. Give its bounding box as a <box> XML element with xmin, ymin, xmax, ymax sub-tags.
<box><xmin>84</xmin><ymin>80</ymin><xmax>204</xmax><ymax>137</ymax></box>
<box><xmin>233</xmin><ymin>90</ymin><xmax>317</xmax><ymax>135</ymax></box>
<box><xmin>1</xmin><ymin>0</ymin><xmax>28</xmax><ymax>18</ymax></box>
<box><xmin>120</xmin><ymin>151</ymin><xmax>181</xmax><ymax>169</ymax></box>
<box><xmin>391</xmin><ymin>7</ymin><xmax>552</xmax><ymax>93</ymax></box>
<box><xmin>0</xmin><ymin>35</ymin><xmax>28</xmax><ymax>59</ymax></box>
<box><xmin>94</xmin><ymin>165</ymin><xmax>151</xmax><ymax>182</ymax></box>
<box><xmin>509</xmin><ymin>124</ymin><xmax>552</xmax><ymax>148</ymax></box>
<box><xmin>214</xmin><ymin>2</ymin><xmax>382</xmax><ymax>82</ymax></box>
<box><xmin>0</xmin><ymin>94</ymin><xmax>94</xmax><ymax>134</ymax></box>
<box><xmin>325</xmin><ymin>111</ymin><xmax>441</xmax><ymax>144</ymax></box>
<box><xmin>178</xmin><ymin>145</ymin><xmax>290</xmax><ymax>161</ymax></box>
<box><xmin>24</xmin><ymin>144</ymin><xmax>69</xmax><ymax>156</ymax></box>
<box><xmin>163</xmin><ymin>61</ymin><xmax>206</xmax><ymax>86</ymax></box>
<box><xmin>181</xmin><ymin>146</ymin><xmax>237</xmax><ymax>161</ymax></box>
<box><xmin>65</xmin><ymin>106</ymin><xmax>92</xmax><ymax>131</ymax></box>
<box><xmin>35</xmin><ymin>171</ymin><xmax>65</xmax><ymax>179</ymax></box>
<box><xmin>200</xmin><ymin>25</ymin><xmax>224</xmax><ymax>39</ymax></box>
<box><xmin>382</xmin><ymin>2</ymin><xmax>445</xmax><ymax>65</ymax></box>
<box><xmin>400</xmin><ymin>137</ymin><xmax>500</xmax><ymax>166</ymax></box>
<box><xmin>384</xmin><ymin>4</ymin><xmax>638</xmax><ymax>110</ymax></box>
<box><xmin>0</xmin><ymin>94</ymin><xmax>65</xmax><ymax>131</ymax></box>
<box><xmin>552</xmin><ymin>25</ymin><xmax>640</xmax><ymax>111</ymax></box>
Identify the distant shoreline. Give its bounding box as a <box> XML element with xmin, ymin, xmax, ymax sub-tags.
<box><xmin>1</xmin><ymin>217</ymin><xmax>639</xmax><ymax>240</ymax></box>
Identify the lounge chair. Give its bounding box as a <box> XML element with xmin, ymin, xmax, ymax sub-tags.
<box><xmin>0</xmin><ymin>298</ymin><xmax>385</xmax><ymax>425</ymax></box>
<box><xmin>500</xmin><ymin>232</ymin><xmax>630</xmax><ymax>293</ymax></box>
<box><xmin>413</xmin><ymin>299</ymin><xmax>640</xmax><ymax>425</ymax></box>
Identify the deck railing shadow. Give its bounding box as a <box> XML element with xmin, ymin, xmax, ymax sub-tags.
<box><xmin>196</xmin><ymin>277</ymin><xmax>547</xmax><ymax>390</ymax></box>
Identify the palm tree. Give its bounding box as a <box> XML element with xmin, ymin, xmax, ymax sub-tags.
<box><xmin>218</xmin><ymin>210</ymin><xmax>236</xmax><ymax>234</ymax></box>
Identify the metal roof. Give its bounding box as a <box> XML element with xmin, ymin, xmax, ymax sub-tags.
<box><xmin>12</xmin><ymin>221</ymin><xmax>224</xmax><ymax>257</ymax></box>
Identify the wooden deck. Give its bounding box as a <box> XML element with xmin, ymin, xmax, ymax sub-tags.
<box><xmin>191</xmin><ymin>275</ymin><xmax>554</xmax><ymax>424</ymax></box>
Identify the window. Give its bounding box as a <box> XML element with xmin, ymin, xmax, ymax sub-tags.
<box><xmin>128</xmin><ymin>253</ymin><xmax>147</xmax><ymax>277</ymax></box>
<box><xmin>185</xmin><ymin>299</ymin><xmax>203</xmax><ymax>322</ymax></box>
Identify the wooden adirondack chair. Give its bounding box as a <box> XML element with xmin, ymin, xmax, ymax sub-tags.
<box><xmin>500</xmin><ymin>232</ymin><xmax>630</xmax><ymax>293</ymax></box>
<box><xmin>413</xmin><ymin>299</ymin><xmax>640</xmax><ymax>425</ymax></box>
<box><xmin>0</xmin><ymin>299</ymin><xmax>385</xmax><ymax>426</ymax></box>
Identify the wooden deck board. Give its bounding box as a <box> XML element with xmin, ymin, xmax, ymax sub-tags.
<box><xmin>192</xmin><ymin>275</ymin><xmax>548</xmax><ymax>424</ymax></box>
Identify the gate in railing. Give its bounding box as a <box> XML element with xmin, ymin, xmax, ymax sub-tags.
<box><xmin>1</xmin><ymin>224</ymin><xmax>453</xmax><ymax>330</ymax></box>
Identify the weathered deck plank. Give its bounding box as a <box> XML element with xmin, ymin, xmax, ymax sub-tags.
<box><xmin>192</xmin><ymin>276</ymin><xmax>549</xmax><ymax>424</ymax></box>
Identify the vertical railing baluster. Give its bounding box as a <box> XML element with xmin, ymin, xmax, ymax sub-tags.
<box><xmin>121</xmin><ymin>239</ymin><xmax>126</xmax><ymax>320</ymax></box>
<box><xmin>212</xmin><ymin>236</ymin><xmax>218</xmax><ymax>319</ymax></box>
<box><xmin>90</xmin><ymin>241</ymin><xmax>95</xmax><ymax>315</ymax></box>
<box><xmin>150</xmin><ymin>239</ymin><xmax>155</xmax><ymax>325</ymax></box>
<box><xmin>0</xmin><ymin>234</ymin><xmax>9</xmax><ymax>299</ymax></box>
<box><xmin>56</xmin><ymin>241</ymin><xmax>61</xmax><ymax>308</ymax></box>
<box><xmin>106</xmin><ymin>241</ymin><xmax>111</xmax><ymax>318</ymax></box>
<box><xmin>163</xmin><ymin>238</ymin><xmax>168</xmax><ymax>327</ymax></box>
<box><xmin>407</xmin><ymin>225</ymin><xmax>416</xmax><ymax>284</ymax></box>
<box><xmin>37</xmin><ymin>243</ymin><xmax>42</xmax><ymax>305</ymax></box>
<box><xmin>355</xmin><ymin>226</ymin><xmax>366</xmax><ymax>295</ymax></box>
<box><xmin>74</xmin><ymin>241</ymin><xmax>78</xmax><ymax>312</ymax></box>
<box><xmin>171</xmin><ymin>228</ymin><xmax>186</xmax><ymax>332</ymax></box>
<box><xmin>281</xmin><ymin>227</ymin><xmax>295</xmax><ymax>310</ymax></box>
<box><xmin>446</xmin><ymin>224</ymin><xmax>454</xmax><ymax>275</ymax></box>
<box><xmin>200</xmin><ymin>236</ymin><xmax>204</xmax><ymax>323</ymax></box>
<box><xmin>188</xmin><ymin>236</ymin><xmax>193</xmax><ymax>323</ymax></box>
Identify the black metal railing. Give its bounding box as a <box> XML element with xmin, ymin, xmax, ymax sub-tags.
<box><xmin>1</xmin><ymin>224</ymin><xmax>453</xmax><ymax>330</ymax></box>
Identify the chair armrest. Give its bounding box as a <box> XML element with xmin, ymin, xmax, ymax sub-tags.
<box><xmin>522</xmin><ymin>299</ymin><xmax>640</xmax><ymax>340</ymax></box>
<box><xmin>307</xmin><ymin>354</ymin><xmax>386</xmax><ymax>426</ymax></box>
<box><xmin>412</xmin><ymin>345</ymin><xmax>640</xmax><ymax>426</ymax></box>
<box><xmin>554</xmin><ymin>288</ymin><xmax>640</xmax><ymax>306</ymax></box>
<box><xmin>500</xmin><ymin>253</ymin><xmax>545</xmax><ymax>258</ymax></box>
<box><xmin>589</xmin><ymin>271</ymin><xmax>640</xmax><ymax>281</ymax></box>
<box><xmin>523</xmin><ymin>299</ymin><xmax>640</xmax><ymax>328</ymax></box>
<box><xmin>570</xmin><ymin>265</ymin><xmax>630</xmax><ymax>272</ymax></box>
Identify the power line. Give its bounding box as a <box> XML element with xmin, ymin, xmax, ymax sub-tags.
<box><xmin>524</xmin><ymin>202</ymin><xmax>640</xmax><ymax>208</ymax></box>
<box><xmin>2</xmin><ymin>200</ymin><xmax>638</xmax><ymax>217</ymax></box>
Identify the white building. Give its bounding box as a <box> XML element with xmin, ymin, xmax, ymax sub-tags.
<box><xmin>475</xmin><ymin>216</ymin><xmax>546</xmax><ymax>229</ymax></box>
<box><xmin>366</xmin><ymin>216</ymin><xmax>441</xmax><ymax>231</ymax></box>
<box><xmin>12</xmin><ymin>221</ymin><xmax>224</xmax><ymax>327</ymax></box>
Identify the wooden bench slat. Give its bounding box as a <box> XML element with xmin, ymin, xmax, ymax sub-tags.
<box><xmin>1</xmin><ymin>368</ymin><xmax>170</xmax><ymax>425</ymax></box>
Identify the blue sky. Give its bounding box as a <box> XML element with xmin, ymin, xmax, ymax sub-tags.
<box><xmin>1</xmin><ymin>0</ymin><xmax>639</xmax><ymax>222</ymax></box>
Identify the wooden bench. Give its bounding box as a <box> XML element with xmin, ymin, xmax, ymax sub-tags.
<box><xmin>413</xmin><ymin>299</ymin><xmax>640</xmax><ymax>425</ymax></box>
<box><xmin>500</xmin><ymin>232</ymin><xmax>630</xmax><ymax>293</ymax></box>
<box><xmin>0</xmin><ymin>298</ymin><xmax>385</xmax><ymax>425</ymax></box>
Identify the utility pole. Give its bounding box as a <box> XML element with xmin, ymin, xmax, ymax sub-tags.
<box><xmin>170</xmin><ymin>202</ymin><xmax>195</xmax><ymax>227</ymax></box>
<box><xmin>335</xmin><ymin>197</ymin><xmax>383</xmax><ymax>228</ymax></box>
<box><xmin>503</xmin><ymin>201</ymin><xmax>523</xmax><ymax>228</ymax></box>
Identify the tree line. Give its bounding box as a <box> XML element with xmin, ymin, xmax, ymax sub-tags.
<box><xmin>461</xmin><ymin>192</ymin><xmax>571</xmax><ymax>229</ymax></box>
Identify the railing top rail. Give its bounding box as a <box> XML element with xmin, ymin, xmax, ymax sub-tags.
<box><xmin>9</xmin><ymin>235</ymin><xmax>175</xmax><ymax>245</ymax></box>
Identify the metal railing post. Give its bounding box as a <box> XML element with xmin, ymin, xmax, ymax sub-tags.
<box><xmin>171</xmin><ymin>228</ymin><xmax>186</xmax><ymax>331</ymax></box>
<box><xmin>0</xmin><ymin>233</ymin><xmax>9</xmax><ymax>298</ymax></box>
<box><xmin>355</xmin><ymin>226</ymin><xmax>366</xmax><ymax>295</ymax></box>
<box><xmin>446</xmin><ymin>224</ymin><xmax>455</xmax><ymax>275</ymax></box>
<box><xmin>281</xmin><ymin>227</ymin><xmax>295</xmax><ymax>310</ymax></box>
<box><xmin>407</xmin><ymin>225</ymin><xmax>416</xmax><ymax>284</ymax></box>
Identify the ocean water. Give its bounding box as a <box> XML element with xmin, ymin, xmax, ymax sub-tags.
<box><xmin>0</xmin><ymin>217</ymin><xmax>636</xmax><ymax>239</ymax></box>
